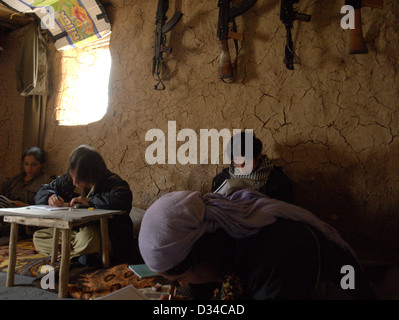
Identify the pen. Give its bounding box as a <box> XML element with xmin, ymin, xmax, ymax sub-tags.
<box><xmin>169</xmin><ymin>281</ymin><xmax>177</xmax><ymax>300</ymax></box>
<box><xmin>54</xmin><ymin>188</ymin><xmax>60</xmax><ymax>201</ymax></box>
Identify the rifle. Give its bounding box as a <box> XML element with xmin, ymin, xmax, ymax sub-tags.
<box><xmin>346</xmin><ymin>0</ymin><xmax>383</xmax><ymax>55</ymax></box>
<box><xmin>152</xmin><ymin>0</ymin><xmax>183</xmax><ymax>90</ymax></box>
<box><xmin>217</xmin><ymin>0</ymin><xmax>257</xmax><ymax>83</ymax></box>
<box><xmin>280</xmin><ymin>0</ymin><xmax>311</xmax><ymax>70</ymax></box>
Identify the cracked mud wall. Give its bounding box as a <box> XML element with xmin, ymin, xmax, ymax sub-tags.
<box><xmin>0</xmin><ymin>0</ymin><xmax>398</xmax><ymax>261</ymax></box>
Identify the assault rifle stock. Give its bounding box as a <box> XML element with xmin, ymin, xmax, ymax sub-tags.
<box><xmin>280</xmin><ymin>0</ymin><xmax>311</xmax><ymax>70</ymax></box>
<box><xmin>217</xmin><ymin>0</ymin><xmax>257</xmax><ymax>83</ymax></box>
<box><xmin>346</xmin><ymin>0</ymin><xmax>383</xmax><ymax>55</ymax></box>
<box><xmin>152</xmin><ymin>0</ymin><xmax>183</xmax><ymax>90</ymax></box>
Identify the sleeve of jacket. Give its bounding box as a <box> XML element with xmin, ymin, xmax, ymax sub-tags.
<box><xmin>261</xmin><ymin>166</ymin><xmax>296</xmax><ymax>204</ymax></box>
<box><xmin>88</xmin><ymin>174</ymin><xmax>133</xmax><ymax>212</ymax></box>
<box><xmin>34</xmin><ymin>178</ymin><xmax>57</xmax><ymax>204</ymax></box>
<box><xmin>34</xmin><ymin>173</ymin><xmax>74</xmax><ymax>204</ymax></box>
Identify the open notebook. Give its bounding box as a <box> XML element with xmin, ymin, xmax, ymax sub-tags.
<box><xmin>213</xmin><ymin>178</ymin><xmax>255</xmax><ymax>196</ymax></box>
<box><xmin>93</xmin><ymin>285</ymin><xmax>149</xmax><ymax>300</ymax></box>
<box><xmin>0</xmin><ymin>195</ymin><xmax>16</xmax><ymax>208</ymax></box>
<box><xmin>28</xmin><ymin>205</ymin><xmax>70</xmax><ymax>211</ymax></box>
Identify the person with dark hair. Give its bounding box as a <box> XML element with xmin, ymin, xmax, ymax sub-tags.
<box><xmin>212</xmin><ymin>132</ymin><xmax>295</xmax><ymax>204</ymax></box>
<box><xmin>0</xmin><ymin>146</ymin><xmax>52</xmax><ymax>240</ymax></box>
<box><xmin>33</xmin><ymin>145</ymin><xmax>134</xmax><ymax>266</ymax></box>
<box><xmin>138</xmin><ymin>189</ymin><xmax>377</xmax><ymax>300</ymax></box>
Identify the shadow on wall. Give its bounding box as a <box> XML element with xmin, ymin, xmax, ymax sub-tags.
<box><xmin>275</xmin><ymin>141</ymin><xmax>399</xmax><ymax>263</ymax></box>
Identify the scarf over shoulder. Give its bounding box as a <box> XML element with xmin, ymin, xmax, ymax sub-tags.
<box><xmin>138</xmin><ymin>189</ymin><xmax>355</xmax><ymax>273</ymax></box>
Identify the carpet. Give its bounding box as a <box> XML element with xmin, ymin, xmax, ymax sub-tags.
<box><xmin>67</xmin><ymin>264</ymin><xmax>165</xmax><ymax>300</ymax></box>
<box><xmin>0</xmin><ymin>240</ymin><xmax>165</xmax><ymax>299</ymax></box>
<box><xmin>0</xmin><ymin>240</ymin><xmax>58</xmax><ymax>277</ymax></box>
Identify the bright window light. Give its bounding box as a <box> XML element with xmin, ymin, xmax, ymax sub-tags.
<box><xmin>56</xmin><ymin>45</ymin><xmax>111</xmax><ymax>126</ymax></box>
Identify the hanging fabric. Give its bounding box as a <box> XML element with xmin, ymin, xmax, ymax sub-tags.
<box><xmin>17</xmin><ymin>21</ymin><xmax>50</xmax><ymax>96</ymax></box>
<box><xmin>16</xmin><ymin>21</ymin><xmax>50</xmax><ymax>150</ymax></box>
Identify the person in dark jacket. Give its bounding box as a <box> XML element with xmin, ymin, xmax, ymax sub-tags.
<box><xmin>138</xmin><ymin>189</ymin><xmax>377</xmax><ymax>300</ymax></box>
<box><xmin>212</xmin><ymin>132</ymin><xmax>295</xmax><ymax>204</ymax></box>
<box><xmin>33</xmin><ymin>145</ymin><xmax>134</xmax><ymax>266</ymax></box>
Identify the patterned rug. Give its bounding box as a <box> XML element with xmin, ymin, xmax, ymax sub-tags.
<box><xmin>0</xmin><ymin>240</ymin><xmax>165</xmax><ymax>299</ymax></box>
<box><xmin>0</xmin><ymin>240</ymin><xmax>59</xmax><ymax>277</ymax></box>
<box><xmin>67</xmin><ymin>264</ymin><xmax>165</xmax><ymax>300</ymax></box>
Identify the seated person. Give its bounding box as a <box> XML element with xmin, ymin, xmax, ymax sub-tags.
<box><xmin>33</xmin><ymin>145</ymin><xmax>134</xmax><ymax>266</ymax></box>
<box><xmin>212</xmin><ymin>132</ymin><xmax>295</xmax><ymax>204</ymax></box>
<box><xmin>0</xmin><ymin>146</ymin><xmax>52</xmax><ymax>240</ymax></box>
<box><xmin>1</xmin><ymin>146</ymin><xmax>51</xmax><ymax>207</ymax></box>
<box><xmin>138</xmin><ymin>189</ymin><xmax>377</xmax><ymax>300</ymax></box>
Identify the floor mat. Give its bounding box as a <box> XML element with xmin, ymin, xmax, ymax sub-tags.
<box><xmin>0</xmin><ymin>240</ymin><xmax>57</xmax><ymax>277</ymax></box>
<box><xmin>0</xmin><ymin>239</ymin><xmax>165</xmax><ymax>299</ymax></box>
<box><xmin>67</xmin><ymin>264</ymin><xmax>166</xmax><ymax>300</ymax></box>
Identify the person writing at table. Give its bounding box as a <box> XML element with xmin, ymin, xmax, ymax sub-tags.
<box><xmin>33</xmin><ymin>145</ymin><xmax>134</xmax><ymax>266</ymax></box>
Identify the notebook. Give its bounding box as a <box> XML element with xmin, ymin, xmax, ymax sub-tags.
<box><xmin>93</xmin><ymin>285</ymin><xmax>149</xmax><ymax>300</ymax></box>
<box><xmin>28</xmin><ymin>204</ymin><xmax>70</xmax><ymax>211</ymax></box>
<box><xmin>0</xmin><ymin>195</ymin><xmax>16</xmax><ymax>208</ymax></box>
<box><xmin>213</xmin><ymin>178</ymin><xmax>255</xmax><ymax>196</ymax></box>
<box><xmin>129</xmin><ymin>264</ymin><xmax>159</xmax><ymax>279</ymax></box>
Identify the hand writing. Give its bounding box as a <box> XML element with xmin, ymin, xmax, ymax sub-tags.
<box><xmin>48</xmin><ymin>194</ymin><xmax>65</xmax><ymax>207</ymax></box>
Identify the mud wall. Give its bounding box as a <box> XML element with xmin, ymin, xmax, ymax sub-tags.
<box><xmin>0</xmin><ymin>0</ymin><xmax>398</xmax><ymax>261</ymax></box>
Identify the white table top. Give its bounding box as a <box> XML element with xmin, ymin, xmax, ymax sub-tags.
<box><xmin>0</xmin><ymin>205</ymin><xmax>123</xmax><ymax>222</ymax></box>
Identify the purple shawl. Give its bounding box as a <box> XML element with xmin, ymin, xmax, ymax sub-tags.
<box><xmin>138</xmin><ymin>188</ymin><xmax>354</xmax><ymax>273</ymax></box>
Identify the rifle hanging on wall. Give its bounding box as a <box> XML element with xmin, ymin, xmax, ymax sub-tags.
<box><xmin>217</xmin><ymin>0</ymin><xmax>257</xmax><ymax>83</ymax></box>
<box><xmin>345</xmin><ymin>0</ymin><xmax>383</xmax><ymax>55</ymax></box>
<box><xmin>280</xmin><ymin>0</ymin><xmax>311</xmax><ymax>70</ymax></box>
<box><xmin>152</xmin><ymin>0</ymin><xmax>183</xmax><ymax>90</ymax></box>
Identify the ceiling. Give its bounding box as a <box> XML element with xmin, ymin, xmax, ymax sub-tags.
<box><xmin>0</xmin><ymin>3</ymin><xmax>33</xmax><ymax>31</ymax></box>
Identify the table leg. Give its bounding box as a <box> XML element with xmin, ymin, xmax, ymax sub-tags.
<box><xmin>6</xmin><ymin>223</ymin><xmax>18</xmax><ymax>287</ymax></box>
<box><xmin>100</xmin><ymin>218</ymin><xmax>110</xmax><ymax>269</ymax></box>
<box><xmin>51</xmin><ymin>228</ymin><xmax>60</xmax><ymax>264</ymax></box>
<box><xmin>58</xmin><ymin>228</ymin><xmax>71</xmax><ymax>298</ymax></box>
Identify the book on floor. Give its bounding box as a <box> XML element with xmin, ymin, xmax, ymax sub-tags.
<box><xmin>93</xmin><ymin>285</ymin><xmax>149</xmax><ymax>300</ymax></box>
<box><xmin>129</xmin><ymin>264</ymin><xmax>159</xmax><ymax>279</ymax></box>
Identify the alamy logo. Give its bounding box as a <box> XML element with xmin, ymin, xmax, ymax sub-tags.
<box><xmin>145</xmin><ymin>121</ymin><xmax>254</xmax><ymax>173</ymax></box>
<box><xmin>39</xmin><ymin>6</ymin><xmax>56</xmax><ymax>30</ymax></box>
<box><xmin>340</xmin><ymin>265</ymin><xmax>355</xmax><ymax>289</ymax></box>
<box><xmin>40</xmin><ymin>265</ymin><xmax>55</xmax><ymax>290</ymax></box>
<box><xmin>340</xmin><ymin>5</ymin><xmax>355</xmax><ymax>30</ymax></box>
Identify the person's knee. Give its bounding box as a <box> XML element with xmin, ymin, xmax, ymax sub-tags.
<box><xmin>32</xmin><ymin>228</ymin><xmax>54</xmax><ymax>255</ymax></box>
<box><xmin>72</xmin><ymin>226</ymin><xmax>101</xmax><ymax>254</ymax></box>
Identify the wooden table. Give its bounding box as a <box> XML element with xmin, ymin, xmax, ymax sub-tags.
<box><xmin>0</xmin><ymin>206</ymin><xmax>123</xmax><ymax>298</ymax></box>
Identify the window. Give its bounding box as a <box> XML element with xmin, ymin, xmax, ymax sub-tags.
<box><xmin>56</xmin><ymin>39</ymin><xmax>111</xmax><ymax>126</ymax></box>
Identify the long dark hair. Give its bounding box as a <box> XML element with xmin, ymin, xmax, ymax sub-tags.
<box><xmin>22</xmin><ymin>146</ymin><xmax>46</xmax><ymax>164</ymax></box>
<box><xmin>67</xmin><ymin>145</ymin><xmax>107</xmax><ymax>184</ymax></box>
